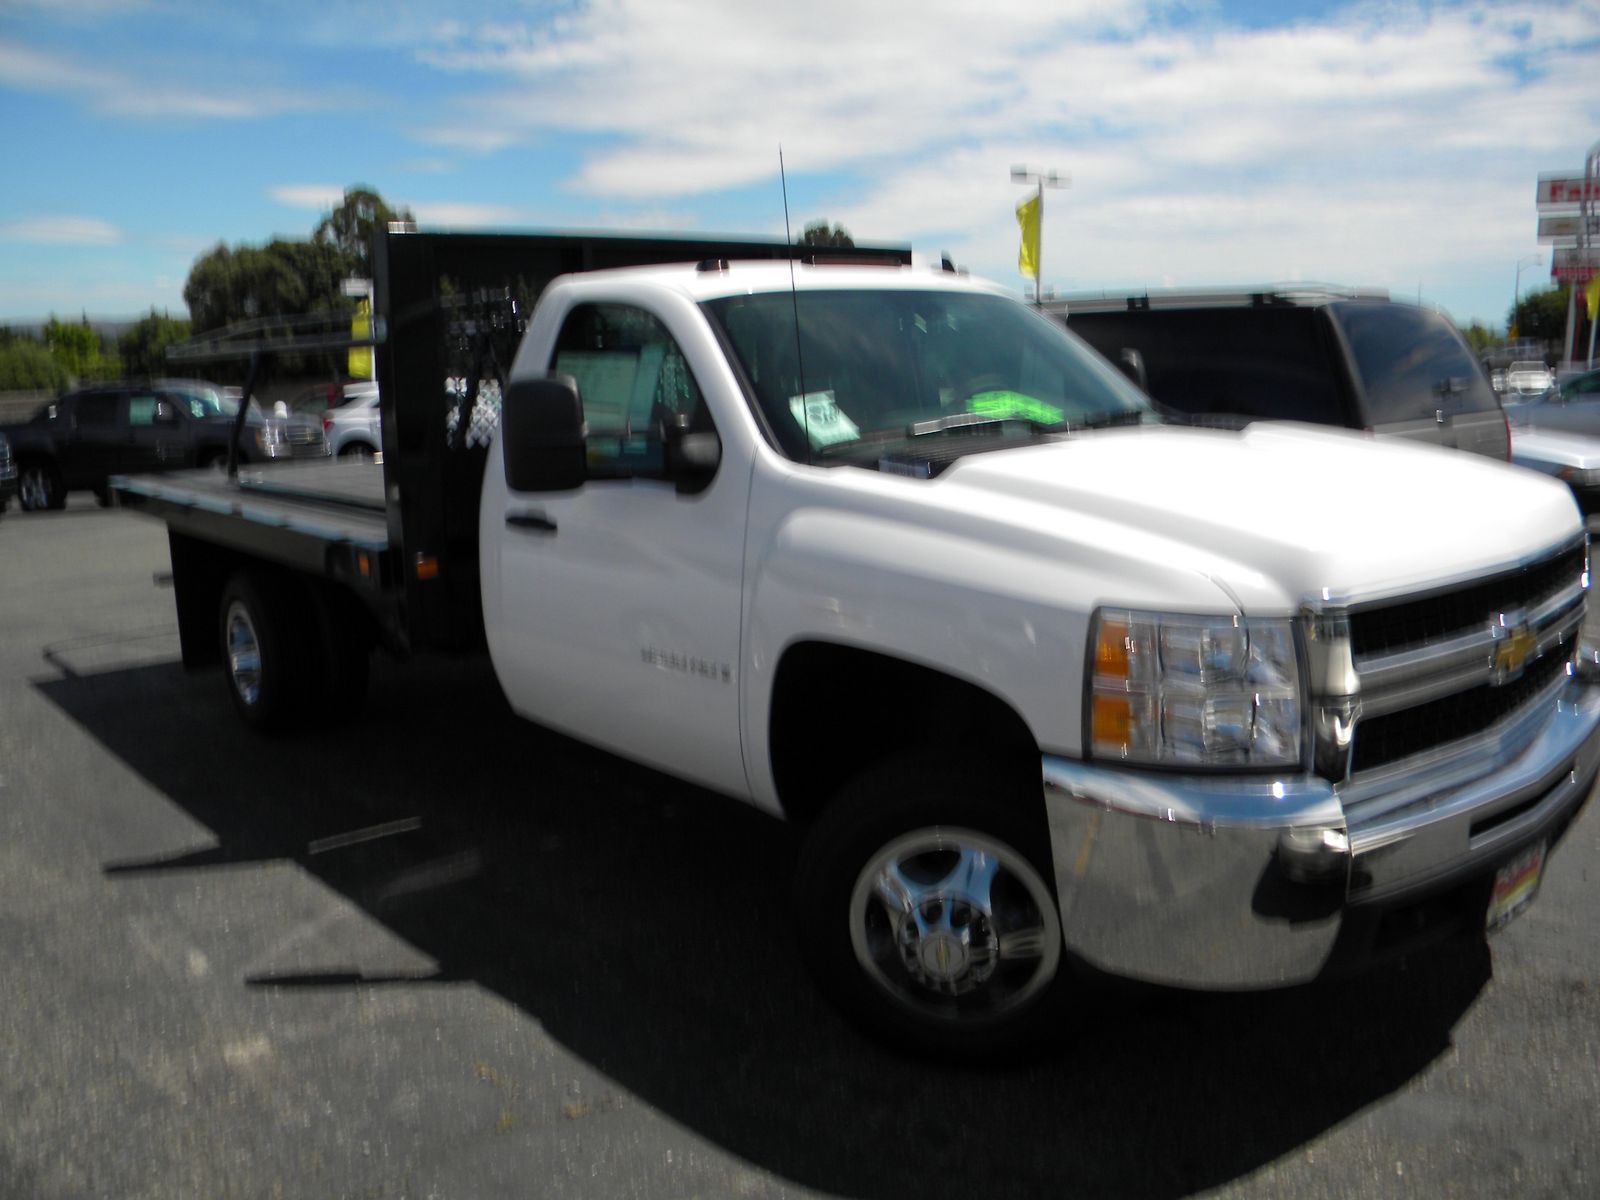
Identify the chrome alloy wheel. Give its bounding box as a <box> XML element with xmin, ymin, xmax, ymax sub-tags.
<box><xmin>224</xmin><ymin>600</ymin><xmax>264</xmax><ymax>708</ymax></box>
<box><xmin>848</xmin><ymin>826</ymin><xmax>1061</xmax><ymax>1022</ymax></box>
<box><xmin>18</xmin><ymin>465</ymin><xmax>53</xmax><ymax>510</ymax></box>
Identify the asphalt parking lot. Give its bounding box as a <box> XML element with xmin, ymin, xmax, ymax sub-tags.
<box><xmin>1</xmin><ymin>498</ymin><xmax>1598</xmax><ymax>1200</ymax></box>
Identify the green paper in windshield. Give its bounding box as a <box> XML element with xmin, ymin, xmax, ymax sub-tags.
<box><xmin>965</xmin><ymin>391</ymin><xmax>1063</xmax><ymax>426</ymax></box>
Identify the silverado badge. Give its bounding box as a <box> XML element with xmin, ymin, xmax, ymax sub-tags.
<box><xmin>1491</xmin><ymin>616</ymin><xmax>1537</xmax><ymax>684</ymax></box>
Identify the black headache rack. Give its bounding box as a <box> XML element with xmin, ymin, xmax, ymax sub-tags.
<box><xmin>127</xmin><ymin>227</ymin><xmax>913</xmax><ymax>657</ymax></box>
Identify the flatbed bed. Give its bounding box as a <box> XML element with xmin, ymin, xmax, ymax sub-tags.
<box><xmin>114</xmin><ymin>459</ymin><xmax>390</xmax><ymax>552</ymax></box>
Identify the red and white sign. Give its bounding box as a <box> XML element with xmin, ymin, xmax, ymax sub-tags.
<box><xmin>1552</xmin><ymin>246</ymin><xmax>1598</xmax><ymax>283</ymax></box>
<box><xmin>1537</xmin><ymin>175</ymin><xmax>1600</xmax><ymax>207</ymax></box>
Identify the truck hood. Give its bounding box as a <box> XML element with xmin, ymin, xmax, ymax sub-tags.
<box><xmin>936</xmin><ymin>422</ymin><xmax>1582</xmax><ymax>612</ymax></box>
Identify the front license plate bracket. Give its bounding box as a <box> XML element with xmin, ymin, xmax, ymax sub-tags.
<box><xmin>1486</xmin><ymin>840</ymin><xmax>1547</xmax><ymax>932</ymax></box>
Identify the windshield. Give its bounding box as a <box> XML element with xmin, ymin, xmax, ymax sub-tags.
<box><xmin>165</xmin><ymin>383</ymin><xmax>240</xmax><ymax>419</ymax></box>
<box><xmin>702</xmin><ymin>288</ymin><xmax>1155</xmax><ymax>465</ymax></box>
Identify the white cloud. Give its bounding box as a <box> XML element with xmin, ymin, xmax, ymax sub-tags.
<box><xmin>410</xmin><ymin>201</ymin><xmax>533</xmax><ymax>226</ymax></box>
<box><xmin>270</xmin><ymin>184</ymin><xmax>351</xmax><ymax>211</ymax></box>
<box><xmin>0</xmin><ymin>216</ymin><xmax>122</xmax><ymax>245</ymax></box>
<box><xmin>0</xmin><ymin>33</ymin><xmax>337</xmax><ymax>120</ymax></box>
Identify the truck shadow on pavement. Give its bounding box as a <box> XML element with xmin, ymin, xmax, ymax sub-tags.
<box><xmin>43</xmin><ymin>654</ymin><xmax>1492</xmax><ymax>1200</ymax></box>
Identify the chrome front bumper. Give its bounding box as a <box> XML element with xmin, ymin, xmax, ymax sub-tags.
<box><xmin>1041</xmin><ymin>668</ymin><xmax>1600</xmax><ymax>989</ymax></box>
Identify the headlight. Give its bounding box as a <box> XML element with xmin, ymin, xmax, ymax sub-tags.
<box><xmin>1089</xmin><ymin>609</ymin><xmax>1303</xmax><ymax>768</ymax></box>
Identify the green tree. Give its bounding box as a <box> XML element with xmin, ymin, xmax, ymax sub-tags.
<box><xmin>313</xmin><ymin>185</ymin><xmax>414</xmax><ymax>277</ymax></box>
<box><xmin>1460</xmin><ymin>321</ymin><xmax>1494</xmax><ymax>355</ymax></box>
<box><xmin>1509</xmin><ymin>285</ymin><xmax>1569</xmax><ymax>343</ymax></box>
<box><xmin>0</xmin><ymin>338</ymin><xmax>68</xmax><ymax>390</ymax></box>
<box><xmin>183</xmin><ymin>238</ymin><xmax>352</xmax><ymax>334</ymax></box>
<box><xmin>801</xmin><ymin>220</ymin><xmax>855</xmax><ymax>248</ymax></box>
<box><xmin>43</xmin><ymin>316</ymin><xmax>108</xmax><ymax>380</ymax></box>
<box><xmin>119</xmin><ymin>309</ymin><xmax>193</xmax><ymax>378</ymax></box>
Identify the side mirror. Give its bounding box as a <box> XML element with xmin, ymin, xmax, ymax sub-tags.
<box><xmin>654</xmin><ymin>407</ymin><xmax>721</xmax><ymax>493</ymax></box>
<box><xmin>502</xmin><ymin>374</ymin><xmax>587</xmax><ymax>492</ymax></box>
<box><xmin>1117</xmin><ymin>348</ymin><xmax>1149</xmax><ymax>393</ymax></box>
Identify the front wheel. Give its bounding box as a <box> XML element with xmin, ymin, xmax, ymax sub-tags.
<box><xmin>18</xmin><ymin>462</ymin><xmax>63</xmax><ymax>511</ymax></box>
<box><xmin>793</xmin><ymin>756</ymin><xmax>1068</xmax><ymax>1059</ymax></box>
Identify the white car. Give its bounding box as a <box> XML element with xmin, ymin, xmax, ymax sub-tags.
<box><xmin>322</xmin><ymin>383</ymin><xmax>381</xmax><ymax>459</ymax></box>
<box><xmin>1506</xmin><ymin>359</ymin><xmax>1555</xmax><ymax>397</ymax></box>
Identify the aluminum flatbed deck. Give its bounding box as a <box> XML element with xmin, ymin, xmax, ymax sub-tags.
<box><xmin>112</xmin><ymin>459</ymin><xmax>395</xmax><ymax>589</ymax></box>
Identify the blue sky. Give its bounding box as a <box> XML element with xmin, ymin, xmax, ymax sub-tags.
<box><xmin>1</xmin><ymin>0</ymin><xmax>1596</xmax><ymax>328</ymax></box>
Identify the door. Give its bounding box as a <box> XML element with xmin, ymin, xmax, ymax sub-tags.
<box><xmin>63</xmin><ymin>391</ymin><xmax>128</xmax><ymax>489</ymax></box>
<box><xmin>488</xmin><ymin>300</ymin><xmax>753</xmax><ymax>798</ymax></box>
<box><xmin>1331</xmin><ymin>301</ymin><xmax>1509</xmax><ymax>459</ymax></box>
<box><xmin>127</xmin><ymin>390</ymin><xmax>195</xmax><ymax>471</ymax></box>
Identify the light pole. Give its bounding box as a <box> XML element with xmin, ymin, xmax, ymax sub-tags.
<box><xmin>1588</xmin><ymin>139</ymin><xmax>1600</xmax><ymax>368</ymax></box>
<box><xmin>1512</xmin><ymin>253</ymin><xmax>1541</xmax><ymax>342</ymax></box>
<box><xmin>1010</xmin><ymin>165</ymin><xmax>1069</xmax><ymax>305</ymax></box>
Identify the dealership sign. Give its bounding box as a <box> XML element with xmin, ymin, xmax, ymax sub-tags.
<box><xmin>1537</xmin><ymin>175</ymin><xmax>1600</xmax><ymax>207</ymax></box>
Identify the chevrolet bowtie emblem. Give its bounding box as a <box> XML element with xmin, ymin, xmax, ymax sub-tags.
<box><xmin>1492</xmin><ymin>621</ymin><xmax>1537</xmax><ymax>682</ymax></box>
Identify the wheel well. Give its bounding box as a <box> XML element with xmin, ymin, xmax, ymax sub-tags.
<box><xmin>168</xmin><ymin>533</ymin><xmax>379</xmax><ymax>671</ymax></box>
<box><xmin>16</xmin><ymin>454</ymin><xmax>58</xmax><ymax>477</ymax></box>
<box><xmin>768</xmin><ymin>641</ymin><xmax>1040</xmax><ymax>830</ymax></box>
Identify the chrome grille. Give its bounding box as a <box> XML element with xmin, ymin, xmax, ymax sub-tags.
<box><xmin>1348</xmin><ymin>542</ymin><xmax>1586</xmax><ymax>659</ymax></box>
<box><xmin>1349</xmin><ymin>650</ymin><xmax>1568</xmax><ymax>774</ymax></box>
<box><xmin>1311</xmin><ymin>536</ymin><xmax>1588</xmax><ymax>780</ymax></box>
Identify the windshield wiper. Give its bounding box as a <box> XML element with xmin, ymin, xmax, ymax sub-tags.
<box><xmin>1067</xmin><ymin>410</ymin><xmax>1146</xmax><ymax>431</ymax></box>
<box><xmin>907</xmin><ymin>412</ymin><xmax>1052</xmax><ymax>438</ymax></box>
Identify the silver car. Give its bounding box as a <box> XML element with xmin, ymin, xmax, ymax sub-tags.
<box><xmin>321</xmin><ymin>383</ymin><xmax>382</xmax><ymax>460</ymax></box>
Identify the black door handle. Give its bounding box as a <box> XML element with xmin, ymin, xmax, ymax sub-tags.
<box><xmin>506</xmin><ymin>511</ymin><xmax>557</xmax><ymax>533</ymax></box>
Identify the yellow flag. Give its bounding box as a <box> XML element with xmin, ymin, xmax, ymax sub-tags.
<box><xmin>1016</xmin><ymin>194</ymin><xmax>1040</xmax><ymax>280</ymax></box>
<box><xmin>348</xmin><ymin>298</ymin><xmax>373</xmax><ymax>380</ymax></box>
<box><xmin>1586</xmin><ymin>274</ymin><xmax>1600</xmax><ymax>322</ymax></box>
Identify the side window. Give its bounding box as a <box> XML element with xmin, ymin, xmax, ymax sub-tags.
<box><xmin>127</xmin><ymin>392</ymin><xmax>164</xmax><ymax>426</ymax></box>
<box><xmin>73</xmin><ymin>394</ymin><xmax>122</xmax><ymax>428</ymax></box>
<box><xmin>1068</xmin><ymin>309</ymin><xmax>1348</xmax><ymax>426</ymax></box>
<box><xmin>550</xmin><ymin>303</ymin><xmax>710</xmax><ymax>469</ymax></box>
<box><xmin>1331</xmin><ymin>302</ymin><xmax>1498</xmax><ymax>424</ymax></box>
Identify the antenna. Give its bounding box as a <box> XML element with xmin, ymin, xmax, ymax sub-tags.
<box><xmin>779</xmin><ymin>147</ymin><xmax>812</xmax><ymax>462</ymax></box>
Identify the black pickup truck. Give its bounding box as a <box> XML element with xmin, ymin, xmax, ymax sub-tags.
<box><xmin>2</xmin><ymin>378</ymin><xmax>328</xmax><ymax>510</ymax></box>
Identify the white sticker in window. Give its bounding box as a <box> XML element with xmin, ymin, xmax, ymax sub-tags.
<box><xmin>788</xmin><ymin>390</ymin><xmax>859</xmax><ymax>448</ymax></box>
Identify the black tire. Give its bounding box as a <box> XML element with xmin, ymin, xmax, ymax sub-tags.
<box><xmin>218</xmin><ymin>571</ymin><xmax>313</xmax><ymax>733</ymax></box>
<box><xmin>18</xmin><ymin>461</ymin><xmax>63</xmax><ymax>512</ymax></box>
<box><xmin>338</xmin><ymin>442</ymin><xmax>376</xmax><ymax>461</ymax></box>
<box><xmin>793</xmin><ymin>754</ymin><xmax>1071</xmax><ymax>1060</ymax></box>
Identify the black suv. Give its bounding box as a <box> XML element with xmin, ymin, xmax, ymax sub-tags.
<box><xmin>0</xmin><ymin>378</ymin><xmax>328</xmax><ymax>511</ymax></box>
<box><xmin>1052</xmin><ymin>287</ymin><xmax>1509</xmax><ymax>460</ymax></box>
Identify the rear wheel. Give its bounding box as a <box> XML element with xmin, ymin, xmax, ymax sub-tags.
<box><xmin>18</xmin><ymin>462</ymin><xmax>63</xmax><ymax>511</ymax></box>
<box><xmin>794</xmin><ymin>755</ymin><xmax>1068</xmax><ymax>1059</ymax></box>
<box><xmin>218</xmin><ymin>572</ymin><xmax>313</xmax><ymax>732</ymax></box>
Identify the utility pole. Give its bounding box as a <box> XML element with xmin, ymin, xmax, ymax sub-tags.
<box><xmin>1512</xmin><ymin>254</ymin><xmax>1540</xmax><ymax>340</ymax></box>
<box><xmin>1563</xmin><ymin>139</ymin><xmax>1600</xmax><ymax>367</ymax></box>
<box><xmin>1010</xmin><ymin>165</ymin><xmax>1069</xmax><ymax>305</ymax></box>
<box><xmin>1587</xmin><ymin>140</ymin><xmax>1600</xmax><ymax>368</ymax></box>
